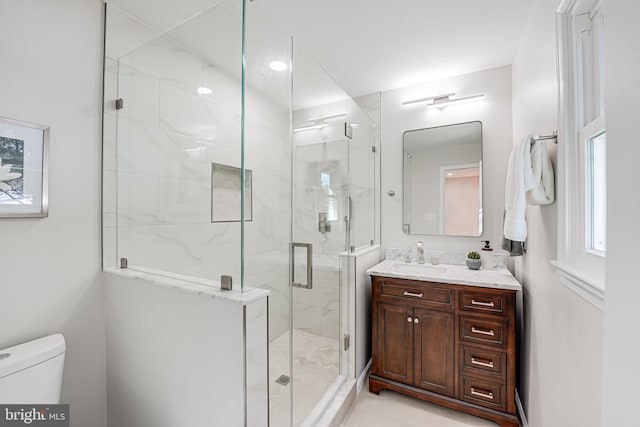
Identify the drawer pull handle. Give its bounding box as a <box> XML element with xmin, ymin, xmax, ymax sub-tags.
<box><xmin>407</xmin><ymin>316</ymin><xmax>413</xmax><ymax>323</ymax></box>
<box><xmin>470</xmin><ymin>387</ymin><xmax>494</xmax><ymax>400</ymax></box>
<box><xmin>471</xmin><ymin>357</ymin><xmax>495</xmax><ymax>368</ymax></box>
<box><xmin>471</xmin><ymin>299</ymin><xmax>495</xmax><ymax>308</ymax></box>
<box><xmin>471</xmin><ymin>326</ymin><xmax>495</xmax><ymax>336</ymax></box>
<box><xmin>403</xmin><ymin>291</ymin><xmax>424</xmax><ymax>298</ymax></box>
<box><xmin>414</xmin><ymin>317</ymin><xmax>420</xmax><ymax>324</ymax></box>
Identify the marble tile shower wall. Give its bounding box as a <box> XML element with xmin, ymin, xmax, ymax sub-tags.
<box><xmin>103</xmin><ymin>35</ymin><xmax>292</xmax><ymax>339</ymax></box>
<box><xmin>289</xmin><ymin>102</ymin><xmax>375</xmax><ymax>342</ymax></box>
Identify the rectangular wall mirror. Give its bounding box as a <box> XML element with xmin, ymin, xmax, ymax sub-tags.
<box><xmin>403</xmin><ymin>121</ymin><xmax>483</xmax><ymax>236</ymax></box>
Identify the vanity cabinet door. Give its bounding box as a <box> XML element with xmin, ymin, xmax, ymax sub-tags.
<box><xmin>413</xmin><ymin>308</ymin><xmax>455</xmax><ymax>396</ymax></box>
<box><xmin>375</xmin><ymin>303</ymin><xmax>414</xmax><ymax>384</ymax></box>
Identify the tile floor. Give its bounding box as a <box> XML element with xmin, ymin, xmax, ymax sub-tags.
<box><xmin>341</xmin><ymin>382</ymin><xmax>498</xmax><ymax>427</ymax></box>
<box><xmin>269</xmin><ymin>329</ymin><xmax>341</xmax><ymax>426</ymax></box>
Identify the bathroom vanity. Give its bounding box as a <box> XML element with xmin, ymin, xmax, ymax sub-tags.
<box><xmin>367</xmin><ymin>260</ymin><xmax>521</xmax><ymax>427</ymax></box>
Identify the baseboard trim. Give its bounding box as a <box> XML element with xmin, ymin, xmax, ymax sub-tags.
<box><xmin>516</xmin><ymin>389</ymin><xmax>528</xmax><ymax>427</ymax></box>
<box><xmin>357</xmin><ymin>359</ymin><xmax>372</xmax><ymax>394</ymax></box>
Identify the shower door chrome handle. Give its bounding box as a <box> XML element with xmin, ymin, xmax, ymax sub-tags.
<box><xmin>291</xmin><ymin>242</ymin><xmax>313</xmax><ymax>289</ymax></box>
<box><xmin>345</xmin><ymin>196</ymin><xmax>353</xmax><ymax>252</ymax></box>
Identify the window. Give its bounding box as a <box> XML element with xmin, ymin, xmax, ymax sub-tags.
<box><xmin>586</xmin><ymin>130</ymin><xmax>606</xmax><ymax>253</ymax></box>
<box><xmin>320</xmin><ymin>172</ymin><xmax>338</xmax><ymax>221</ymax></box>
<box><xmin>555</xmin><ymin>0</ymin><xmax>606</xmax><ymax>308</ymax></box>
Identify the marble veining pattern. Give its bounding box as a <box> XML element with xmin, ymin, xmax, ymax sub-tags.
<box><xmin>103</xmin><ymin>267</ymin><xmax>269</xmax><ymax>305</ymax></box>
<box><xmin>367</xmin><ymin>259</ymin><xmax>522</xmax><ymax>291</ymax></box>
<box><xmin>384</xmin><ymin>247</ymin><xmax>508</xmax><ymax>269</ymax></box>
<box><xmin>269</xmin><ymin>329</ymin><xmax>341</xmax><ymax>427</ymax></box>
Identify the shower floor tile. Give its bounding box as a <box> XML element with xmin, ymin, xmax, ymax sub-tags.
<box><xmin>269</xmin><ymin>329</ymin><xmax>340</xmax><ymax>427</ymax></box>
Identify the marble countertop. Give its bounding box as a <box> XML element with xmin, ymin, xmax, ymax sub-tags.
<box><xmin>104</xmin><ymin>267</ymin><xmax>270</xmax><ymax>305</ymax></box>
<box><xmin>366</xmin><ymin>259</ymin><xmax>522</xmax><ymax>291</ymax></box>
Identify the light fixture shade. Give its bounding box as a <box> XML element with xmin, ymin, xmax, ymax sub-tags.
<box><xmin>401</xmin><ymin>93</ymin><xmax>485</xmax><ymax>108</ymax></box>
<box><xmin>402</xmin><ymin>92</ymin><xmax>455</xmax><ymax>106</ymax></box>
<box><xmin>307</xmin><ymin>112</ymin><xmax>346</xmax><ymax>121</ymax></box>
<box><xmin>426</xmin><ymin>94</ymin><xmax>485</xmax><ymax>109</ymax></box>
<box><xmin>293</xmin><ymin>123</ymin><xmax>328</xmax><ymax>132</ymax></box>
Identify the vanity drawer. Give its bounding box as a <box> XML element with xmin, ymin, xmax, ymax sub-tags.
<box><xmin>460</xmin><ymin>345</ymin><xmax>506</xmax><ymax>379</ymax></box>
<box><xmin>379</xmin><ymin>280</ymin><xmax>453</xmax><ymax>310</ymax></box>
<box><xmin>460</xmin><ymin>291</ymin><xmax>506</xmax><ymax>316</ymax></box>
<box><xmin>460</xmin><ymin>316</ymin><xmax>506</xmax><ymax>348</ymax></box>
<box><xmin>460</xmin><ymin>375</ymin><xmax>505</xmax><ymax>411</ymax></box>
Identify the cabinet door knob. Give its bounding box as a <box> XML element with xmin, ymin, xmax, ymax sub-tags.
<box><xmin>407</xmin><ymin>316</ymin><xmax>413</xmax><ymax>323</ymax></box>
<box><xmin>414</xmin><ymin>318</ymin><xmax>420</xmax><ymax>324</ymax></box>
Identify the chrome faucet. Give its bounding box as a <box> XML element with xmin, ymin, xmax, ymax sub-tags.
<box><xmin>417</xmin><ymin>241</ymin><xmax>425</xmax><ymax>264</ymax></box>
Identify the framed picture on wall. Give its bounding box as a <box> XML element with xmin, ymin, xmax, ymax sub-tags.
<box><xmin>0</xmin><ymin>116</ymin><xmax>49</xmax><ymax>218</ymax></box>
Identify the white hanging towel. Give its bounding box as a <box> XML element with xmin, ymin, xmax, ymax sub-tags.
<box><xmin>503</xmin><ymin>135</ymin><xmax>536</xmax><ymax>242</ymax></box>
<box><xmin>527</xmin><ymin>138</ymin><xmax>555</xmax><ymax>205</ymax></box>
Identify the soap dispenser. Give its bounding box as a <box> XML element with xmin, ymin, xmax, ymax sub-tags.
<box><xmin>480</xmin><ymin>240</ymin><xmax>494</xmax><ymax>269</ymax></box>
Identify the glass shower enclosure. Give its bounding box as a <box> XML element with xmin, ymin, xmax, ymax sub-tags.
<box><xmin>103</xmin><ymin>1</ymin><xmax>377</xmax><ymax>425</ymax></box>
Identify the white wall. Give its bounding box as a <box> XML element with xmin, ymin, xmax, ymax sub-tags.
<box><xmin>105</xmin><ymin>272</ymin><xmax>268</xmax><ymax>427</ymax></box>
<box><xmin>601</xmin><ymin>1</ymin><xmax>640</xmax><ymax>425</ymax></box>
<box><xmin>380</xmin><ymin>65</ymin><xmax>513</xmax><ymax>252</ymax></box>
<box><xmin>511</xmin><ymin>1</ymin><xmax>603</xmax><ymax>426</ymax></box>
<box><xmin>0</xmin><ymin>1</ymin><xmax>106</xmax><ymax>426</ymax></box>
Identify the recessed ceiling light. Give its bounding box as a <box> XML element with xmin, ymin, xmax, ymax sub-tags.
<box><xmin>197</xmin><ymin>86</ymin><xmax>213</xmax><ymax>95</ymax></box>
<box><xmin>269</xmin><ymin>61</ymin><xmax>288</xmax><ymax>71</ymax></box>
<box><xmin>447</xmin><ymin>172</ymin><xmax>454</xmax><ymax>176</ymax></box>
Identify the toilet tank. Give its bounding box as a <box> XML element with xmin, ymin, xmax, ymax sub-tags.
<box><xmin>0</xmin><ymin>334</ymin><xmax>66</xmax><ymax>404</ymax></box>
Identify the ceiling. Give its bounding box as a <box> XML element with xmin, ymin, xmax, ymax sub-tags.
<box><xmin>106</xmin><ymin>0</ymin><xmax>534</xmax><ymax>98</ymax></box>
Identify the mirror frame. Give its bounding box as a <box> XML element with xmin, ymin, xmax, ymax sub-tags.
<box><xmin>402</xmin><ymin>120</ymin><xmax>483</xmax><ymax>236</ymax></box>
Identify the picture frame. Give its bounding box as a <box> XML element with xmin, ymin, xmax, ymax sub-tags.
<box><xmin>0</xmin><ymin>116</ymin><xmax>49</xmax><ymax>218</ymax></box>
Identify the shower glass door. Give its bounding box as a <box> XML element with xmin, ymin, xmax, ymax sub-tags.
<box><xmin>243</xmin><ymin>3</ymin><xmax>375</xmax><ymax>425</ymax></box>
<box><xmin>290</xmin><ymin>139</ymin><xmax>349</xmax><ymax>425</ymax></box>
<box><xmin>288</xmin><ymin>42</ymin><xmax>353</xmax><ymax>425</ymax></box>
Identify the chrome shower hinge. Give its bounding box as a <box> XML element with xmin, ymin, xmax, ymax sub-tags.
<box><xmin>344</xmin><ymin>122</ymin><xmax>353</xmax><ymax>139</ymax></box>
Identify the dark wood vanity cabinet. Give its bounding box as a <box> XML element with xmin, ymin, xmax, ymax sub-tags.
<box><xmin>370</xmin><ymin>275</ymin><xmax>520</xmax><ymax>427</ymax></box>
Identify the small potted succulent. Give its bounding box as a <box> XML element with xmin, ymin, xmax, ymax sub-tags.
<box><xmin>466</xmin><ymin>251</ymin><xmax>482</xmax><ymax>270</ymax></box>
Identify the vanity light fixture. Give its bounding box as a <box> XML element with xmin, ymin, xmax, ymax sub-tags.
<box><xmin>293</xmin><ymin>123</ymin><xmax>328</xmax><ymax>132</ymax></box>
<box><xmin>307</xmin><ymin>112</ymin><xmax>346</xmax><ymax>121</ymax></box>
<box><xmin>269</xmin><ymin>60</ymin><xmax>288</xmax><ymax>71</ymax></box>
<box><xmin>401</xmin><ymin>92</ymin><xmax>485</xmax><ymax>109</ymax></box>
<box><xmin>402</xmin><ymin>92</ymin><xmax>455</xmax><ymax>106</ymax></box>
<box><xmin>197</xmin><ymin>86</ymin><xmax>213</xmax><ymax>95</ymax></box>
<box><xmin>294</xmin><ymin>112</ymin><xmax>346</xmax><ymax>133</ymax></box>
<box><xmin>426</xmin><ymin>94</ymin><xmax>485</xmax><ymax>109</ymax></box>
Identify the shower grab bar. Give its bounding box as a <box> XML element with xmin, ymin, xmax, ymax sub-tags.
<box><xmin>291</xmin><ymin>242</ymin><xmax>313</xmax><ymax>290</ymax></box>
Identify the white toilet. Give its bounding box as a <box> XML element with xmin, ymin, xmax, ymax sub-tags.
<box><xmin>0</xmin><ymin>334</ymin><xmax>66</xmax><ymax>404</ymax></box>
